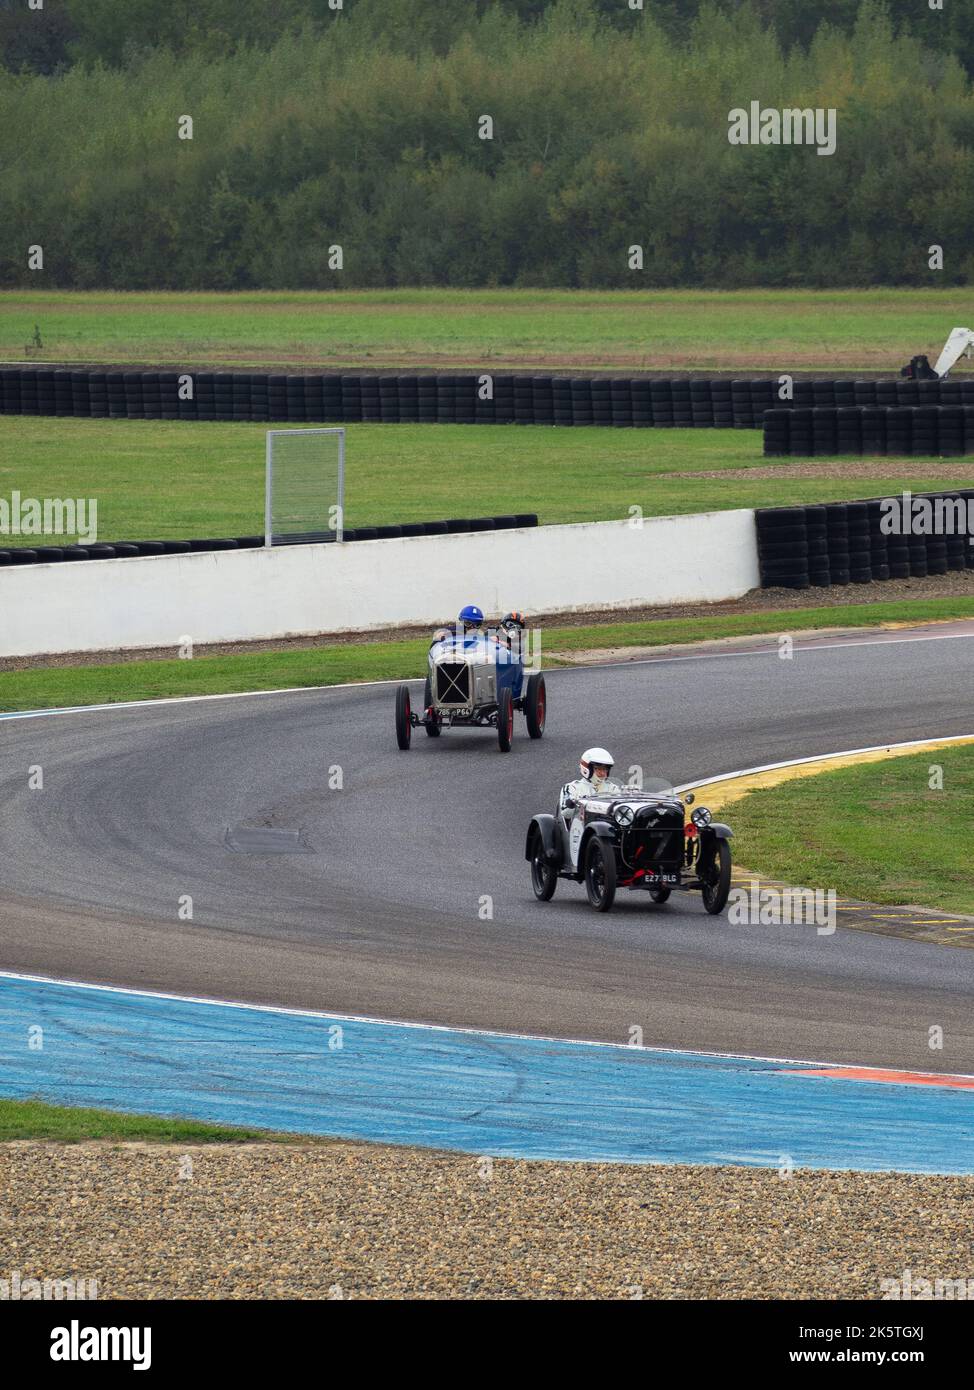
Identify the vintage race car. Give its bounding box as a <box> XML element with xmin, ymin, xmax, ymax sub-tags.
<box><xmin>395</xmin><ymin>617</ymin><xmax>546</xmax><ymax>752</ymax></box>
<box><xmin>525</xmin><ymin>784</ymin><xmax>732</xmax><ymax>913</ymax></box>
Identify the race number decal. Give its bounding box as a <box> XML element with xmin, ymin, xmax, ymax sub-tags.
<box><xmin>569</xmin><ymin>816</ymin><xmax>584</xmax><ymax>868</ymax></box>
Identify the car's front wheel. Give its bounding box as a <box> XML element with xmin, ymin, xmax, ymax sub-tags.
<box><xmin>424</xmin><ymin>676</ymin><xmax>440</xmax><ymax>737</ymax></box>
<box><xmin>497</xmin><ymin>686</ymin><xmax>514</xmax><ymax>752</ymax></box>
<box><xmin>584</xmin><ymin>836</ymin><xmax>616</xmax><ymax>912</ymax></box>
<box><xmin>395</xmin><ymin>684</ymin><xmax>411</xmax><ymax>750</ymax></box>
<box><xmin>529</xmin><ymin>830</ymin><xmax>558</xmax><ymax>901</ymax></box>
<box><xmin>525</xmin><ymin>672</ymin><xmax>546</xmax><ymax>739</ymax></box>
<box><xmin>702</xmin><ymin>840</ymin><xmax>732</xmax><ymax>915</ymax></box>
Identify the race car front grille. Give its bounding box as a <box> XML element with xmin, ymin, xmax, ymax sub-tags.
<box><xmin>637</xmin><ymin>827</ymin><xmax>684</xmax><ymax>864</ymax></box>
<box><xmin>435</xmin><ymin>662</ymin><xmax>471</xmax><ymax>705</ymax></box>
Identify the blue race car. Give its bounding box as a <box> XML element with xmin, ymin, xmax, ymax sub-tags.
<box><xmin>395</xmin><ymin>608</ymin><xmax>546</xmax><ymax>752</ymax></box>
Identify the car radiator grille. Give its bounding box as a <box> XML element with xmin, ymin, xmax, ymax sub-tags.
<box><xmin>435</xmin><ymin>663</ymin><xmax>471</xmax><ymax>704</ymax></box>
<box><xmin>639</xmin><ymin>828</ymin><xmax>684</xmax><ymax>863</ymax></box>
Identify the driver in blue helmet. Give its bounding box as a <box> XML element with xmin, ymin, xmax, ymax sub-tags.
<box><xmin>431</xmin><ymin>604</ymin><xmax>485</xmax><ymax>644</ymax></box>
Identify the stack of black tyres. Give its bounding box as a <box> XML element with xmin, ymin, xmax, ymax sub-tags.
<box><xmin>754</xmin><ymin>508</ymin><xmax>811</xmax><ymax>589</ymax></box>
<box><xmin>631</xmin><ymin>379</ymin><xmax>652</xmax><ymax>426</ymax></box>
<box><xmin>650</xmin><ymin>380</ymin><xmax>673</xmax><ymax>426</ymax></box>
<box><xmin>825</xmin><ymin>504</ymin><xmax>851</xmax><ymax>585</ymax></box>
<box><xmin>763</xmin><ymin>410</ymin><xmax>789</xmax><ymax>457</ymax></box>
<box><xmin>552</xmin><ymin>377</ymin><xmax>573</xmax><ymax>425</ymax></box>
<box><xmin>845</xmin><ymin>502</ymin><xmax>875</xmax><ymax>583</ymax></box>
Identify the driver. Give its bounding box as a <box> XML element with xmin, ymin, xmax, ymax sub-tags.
<box><xmin>558</xmin><ymin>746</ymin><xmax>620</xmax><ymax>824</ymax></box>
<box><xmin>431</xmin><ymin>603</ymin><xmax>486</xmax><ymax>645</ymax></box>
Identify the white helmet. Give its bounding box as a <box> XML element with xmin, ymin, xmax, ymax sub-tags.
<box><xmin>580</xmin><ymin>747</ymin><xmax>615</xmax><ymax>784</ymax></box>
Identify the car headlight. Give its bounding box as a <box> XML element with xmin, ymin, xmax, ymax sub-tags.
<box><xmin>614</xmin><ymin>805</ymin><xmax>635</xmax><ymax>827</ymax></box>
<box><xmin>691</xmin><ymin>806</ymin><xmax>712</xmax><ymax>828</ymax></box>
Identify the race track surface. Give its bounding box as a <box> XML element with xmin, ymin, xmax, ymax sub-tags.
<box><xmin>2</xmin><ymin>628</ymin><xmax>974</xmax><ymax>1072</ymax></box>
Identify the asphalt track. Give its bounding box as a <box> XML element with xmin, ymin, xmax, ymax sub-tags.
<box><xmin>2</xmin><ymin>626</ymin><xmax>974</xmax><ymax>1075</ymax></box>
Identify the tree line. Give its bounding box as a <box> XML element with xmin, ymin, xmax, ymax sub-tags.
<box><xmin>1</xmin><ymin>0</ymin><xmax>972</xmax><ymax>288</ymax></box>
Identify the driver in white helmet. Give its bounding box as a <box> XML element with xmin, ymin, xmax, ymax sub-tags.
<box><xmin>558</xmin><ymin>747</ymin><xmax>620</xmax><ymax>825</ymax></box>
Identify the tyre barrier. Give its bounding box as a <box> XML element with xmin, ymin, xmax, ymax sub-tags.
<box><xmin>6</xmin><ymin>368</ymin><xmax>974</xmax><ymax>429</ymax></box>
<box><xmin>755</xmin><ymin>495</ymin><xmax>974</xmax><ymax>589</ymax></box>
<box><xmin>763</xmin><ymin>405</ymin><xmax>974</xmax><ymax>457</ymax></box>
<box><xmin>0</xmin><ymin>514</ymin><xmax>538</xmax><ymax>568</ymax></box>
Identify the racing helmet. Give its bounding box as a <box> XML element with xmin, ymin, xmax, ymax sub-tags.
<box><xmin>580</xmin><ymin>747</ymin><xmax>615</xmax><ymax>786</ymax></box>
<box><xmin>458</xmin><ymin>604</ymin><xmax>485</xmax><ymax>629</ymax></box>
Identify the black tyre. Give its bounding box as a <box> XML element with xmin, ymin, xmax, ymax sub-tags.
<box><xmin>497</xmin><ymin>686</ymin><xmax>514</xmax><ymax>752</ymax></box>
<box><xmin>702</xmin><ymin>840</ymin><xmax>732</xmax><ymax>915</ymax></box>
<box><xmin>529</xmin><ymin>830</ymin><xmax>558</xmax><ymax>901</ymax></box>
<box><xmin>395</xmin><ymin>684</ymin><xmax>412</xmax><ymax>751</ymax></box>
<box><xmin>584</xmin><ymin>837</ymin><xmax>616</xmax><ymax>912</ymax></box>
<box><xmin>648</xmin><ymin>883</ymin><xmax>671</xmax><ymax>904</ymax></box>
<box><xmin>423</xmin><ymin>676</ymin><xmax>440</xmax><ymax>737</ymax></box>
<box><xmin>525</xmin><ymin>672</ymin><xmax>546</xmax><ymax>739</ymax></box>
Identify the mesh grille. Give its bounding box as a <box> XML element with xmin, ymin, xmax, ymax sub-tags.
<box><xmin>435</xmin><ymin>663</ymin><xmax>471</xmax><ymax>704</ymax></box>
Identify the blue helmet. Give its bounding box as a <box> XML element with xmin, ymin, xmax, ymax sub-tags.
<box><xmin>458</xmin><ymin>604</ymin><xmax>484</xmax><ymax>628</ymax></box>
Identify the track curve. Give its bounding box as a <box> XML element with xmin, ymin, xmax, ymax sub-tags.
<box><xmin>2</xmin><ymin>628</ymin><xmax>974</xmax><ymax>1071</ymax></box>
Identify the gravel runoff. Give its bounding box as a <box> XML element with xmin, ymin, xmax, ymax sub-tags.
<box><xmin>2</xmin><ymin>1141</ymin><xmax>973</xmax><ymax>1300</ymax></box>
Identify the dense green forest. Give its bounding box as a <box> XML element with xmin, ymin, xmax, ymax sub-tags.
<box><xmin>1</xmin><ymin>0</ymin><xmax>972</xmax><ymax>288</ymax></box>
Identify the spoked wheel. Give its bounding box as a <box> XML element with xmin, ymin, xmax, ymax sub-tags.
<box><xmin>702</xmin><ymin>840</ymin><xmax>732</xmax><ymax>915</ymax></box>
<box><xmin>395</xmin><ymin>684</ymin><xmax>412</xmax><ymax>750</ymax></box>
<box><xmin>525</xmin><ymin>672</ymin><xmax>546</xmax><ymax>739</ymax></box>
<box><xmin>497</xmin><ymin>686</ymin><xmax>514</xmax><ymax>752</ymax></box>
<box><xmin>529</xmin><ymin>830</ymin><xmax>558</xmax><ymax>901</ymax></box>
<box><xmin>423</xmin><ymin>676</ymin><xmax>440</xmax><ymax>737</ymax></box>
<box><xmin>584</xmin><ymin>837</ymin><xmax>616</xmax><ymax>912</ymax></box>
<box><xmin>648</xmin><ymin>883</ymin><xmax>671</xmax><ymax>904</ymax></box>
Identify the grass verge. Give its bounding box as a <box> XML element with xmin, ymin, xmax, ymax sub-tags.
<box><xmin>0</xmin><ymin>1098</ymin><xmax>301</xmax><ymax>1144</ymax></box>
<box><xmin>4</xmin><ymin>287</ymin><xmax>972</xmax><ymax>372</ymax></box>
<box><xmin>3</xmin><ymin>416</ymin><xmax>974</xmax><ymax>543</ymax></box>
<box><xmin>2</xmin><ymin>597</ymin><xmax>972</xmax><ymax>712</ymax></box>
<box><xmin>728</xmin><ymin>748</ymin><xmax>974</xmax><ymax>915</ymax></box>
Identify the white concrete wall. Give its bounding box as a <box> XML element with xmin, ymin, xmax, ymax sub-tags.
<box><xmin>0</xmin><ymin>511</ymin><xmax>759</xmax><ymax>658</ymax></box>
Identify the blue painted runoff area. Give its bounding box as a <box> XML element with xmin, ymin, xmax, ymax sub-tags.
<box><xmin>0</xmin><ymin>973</ymin><xmax>971</xmax><ymax>1173</ymax></box>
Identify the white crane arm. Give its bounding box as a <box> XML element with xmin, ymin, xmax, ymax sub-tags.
<box><xmin>932</xmin><ymin>326</ymin><xmax>974</xmax><ymax>379</ymax></box>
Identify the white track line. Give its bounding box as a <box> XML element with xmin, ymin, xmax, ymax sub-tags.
<box><xmin>1</xmin><ymin>625</ymin><xmax>971</xmax><ymax>725</ymax></box>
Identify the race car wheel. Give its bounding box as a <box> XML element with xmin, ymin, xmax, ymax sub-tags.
<box><xmin>525</xmin><ymin>672</ymin><xmax>546</xmax><ymax>739</ymax></box>
<box><xmin>395</xmin><ymin>684</ymin><xmax>412</xmax><ymax>751</ymax></box>
<box><xmin>584</xmin><ymin>837</ymin><xmax>616</xmax><ymax>912</ymax></box>
<box><xmin>423</xmin><ymin>676</ymin><xmax>440</xmax><ymax>737</ymax></box>
<box><xmin>702</xmin><ymin>840</ymin><xmax>732</xmax><ymax>915</ymax></box>
<box><xmin>529</xmin><ymin>831</ymin><xmax>558</xmax><ymax>901</ymax></box>
<box><xmin>497</xmin><ymin>686</ymin><xmax>514</xmax><ymax>752</ymax></box>
<box><xmin>648</xmin><ymin>884</ymin><xmax>671</xmax><ymax>904</ymax></box>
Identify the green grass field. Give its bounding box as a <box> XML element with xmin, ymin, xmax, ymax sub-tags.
<box><xmin>2</xmin><ymin>598</ymin><xmax>972</xmax><ymax>712</ymax></box>
<box><xmin>4</xmin><ymin>288</ymin><xmax>973</xmax><ymax>372</ymax></box>
<box><xmin>0</xmin><ymin>1098</ymin><xmax>303</xmax><ymax>1143</ymax></box>
<box><xmin>2</xmin><ymin>416</ymin><xmax>973</xmax><ymax>544</ymax></box>
<box><xmin>728</xmin><ymin>748</ymin><xmax>974</xmax><ymax>915</ymax></box>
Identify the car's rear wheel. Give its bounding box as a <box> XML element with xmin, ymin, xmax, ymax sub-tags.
<box><xmin>529</xmin><ymin>830</ymin><xmax>558</xmax><ymax>901</ymax></box>
<box><xmin>497</xmin><ymin>686</ymin><xmax>514</xmax><ymax>752</ymax></box>
<box><xmin>395</xmin><ymin>684</ymin><xmax>411</xmax><ymax>750</ymax></box>
<box><xmin>702</xmin><ymin>840</ymin><xmax>732</xmax><ymax>915</ymax></box>
<box><xmin>584</xmin><ymin>837</ymin><xmax>616</xmax><ymax>912</ymax></box>
<box><xmin>525</xmin><ymin>672</ymin><xmax>546</xmax><ymax>739</ymax></box>
<box><xmin>648</xmin><ymin>884</ymin><xmax>671</xmax><ymax>904</ymax></box>
<box><xmin>423</xmin><ymin>676</ymin><xmax>440</xmax><ymax>737</ymax></box>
